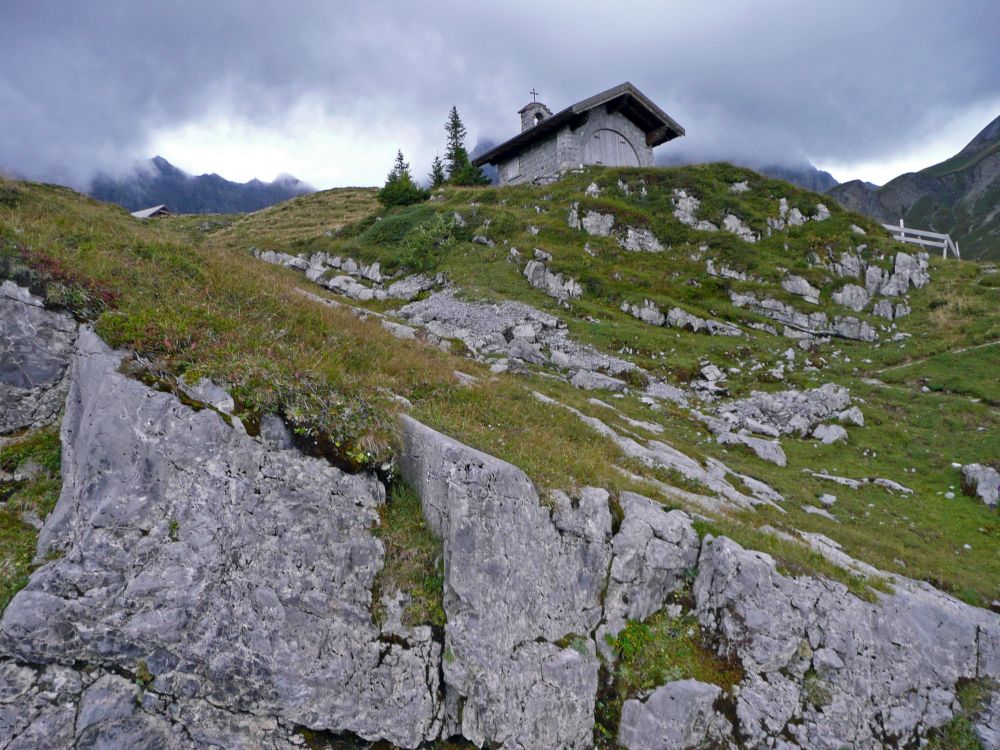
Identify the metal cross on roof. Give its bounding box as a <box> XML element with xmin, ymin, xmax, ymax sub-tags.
<box><xmin>529</xmin><ymin>88</ymin><xmax>539</xmax><ymax>103</ymax></box>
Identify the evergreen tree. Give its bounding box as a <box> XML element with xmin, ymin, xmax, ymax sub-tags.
<box><xmin>444</xmin><ymin>106</ymin><xmax>467</xmax><ymax>169</ymax></box>
<box><xmin>443</xmin><ymin>106</ymin><xmax>489</xmax><ymax>186</ymax></box>
<box><xmin>377</xmin><ymin>149</ymin><xmax>428</xmax><ymax>207</ymax></box>
<box><xmin>428</xmin><ymin>155</ymin><xmax>446</xmax><ymax>188</ymax></box>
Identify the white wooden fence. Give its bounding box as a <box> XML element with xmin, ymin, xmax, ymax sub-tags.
<box><xmin>883</xmin><ymin>219</ymin><xmax>960</xmax><ymax>259</ymax></box>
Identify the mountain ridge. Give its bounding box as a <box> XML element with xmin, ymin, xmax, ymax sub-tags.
<box><xmin>828</xmin><ymin>113</ymin><xmax>1000</xmax><ymax>259</ymax></box>
<box><xmin>89</xmin><ymin>155</ymin><xmax>313</xmax><ymax>214</ymax></box>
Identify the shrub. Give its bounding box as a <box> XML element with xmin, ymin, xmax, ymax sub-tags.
<box><xmin>377</xmin><ymin>150</ymin><xmax>429</xmax><ymax>208</ymax></box>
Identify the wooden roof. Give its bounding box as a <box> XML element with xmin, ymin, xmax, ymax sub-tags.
<box><xmin>473</xmin><ymin>82</ymin><xmax>684</xmax><ymax>167</ymax></box>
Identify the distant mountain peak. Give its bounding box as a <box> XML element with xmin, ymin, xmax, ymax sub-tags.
<box><xmin>828</xmin><ymin>112</ymin><xmax>1000</xmax><ymax>260</ymax></box>
<box><xmin>956</xmin><ymin>112</ymin><xmax>1000</xmax><ymax>157</ymax></box>
<box><xmin>90</xmin><ymin>157</ymin><xmax>313</xmax><ymax>215</ymax></box>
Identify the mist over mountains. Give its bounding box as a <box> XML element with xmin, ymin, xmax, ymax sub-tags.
<box><xmin>89</xmin><ymin>156</ymin><xmax>313</xmax><ymax>215</ymax></box>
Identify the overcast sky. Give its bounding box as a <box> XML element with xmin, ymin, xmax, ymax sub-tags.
<box><xmin>2</xmin><ymin>1</ymin><xmax>999</xmax><ymax>189</ymax></box>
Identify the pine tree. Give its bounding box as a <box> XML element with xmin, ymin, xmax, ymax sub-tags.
<box><xmin>377</xmin><ymin>149</ymin><xmax>428</xmax><ymax>207</ymax></box>
<box><xmin>444</xmin><ymin>106</ymin><xmax>467</xmax><ymax>170</ymax></box>
<box><xmin>443</xmin><ymin>106</ymin><xmax>489</xmax><ymax>186</ymax></box>
<box><xmin>429</xmin><ymin>155</ymin><xmax>446</xmax><ymax>188</ymax></box>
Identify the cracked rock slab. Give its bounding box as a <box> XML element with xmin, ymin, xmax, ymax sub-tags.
<box><xmin>618</xmin><ymin>679</ymin><xmax>732</xmax><ymax>750</ymax></box>
<box><xmin>399</xmin><ymin>416</ymin><xmax>610</xmax><ymax>749</ymax></box>
<box><xmin>599</xmin><ymin>493</ymin><xmax>700</xmax><ymax>655</ymax></box>
<box><xmin>695</xmin><ymin>535</ymin><xmax>1000</xmax><ymax>749</ymax></box>
<box><xmin>0</xmin><ymin>662</ymin><xmax>306</xmax><ymax>749</ymax></box>
<box><xmin>0</xmin><ymin>328</ymin><xmax>441</xmax><ymax>749</ymax></box>
<box><xmin>0</xmin><ymin>281</ymin><xmax>78</xmax><ymax>434</ymax></box>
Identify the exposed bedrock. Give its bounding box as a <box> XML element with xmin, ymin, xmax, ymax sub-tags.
<box><xmin>0</xmin><ymin>329</ymin><xmax>442</xmax><ymax>748</ymax></box>
<box><xmin>598</xmin><ymin>492</ymin><xmax>700</xmax><ymax>655</ymax></box>
<box><xmin>399</xmin><ymin>415</ymin><xmax>609</xmax><ymax>749</ymax></box>
<box><xmin>695</xmin><ymin>535</ymin><xmax>1000</xmax><ymax>749</ymax></box>
<box><xmin>715</xmin><ymin>383</ymin><xmax>854</xmax><ymax>438</ymax></box>
<box><xmin>0</xmin><ymin>281</ymin><xmax>78</xmax><ymax>434</ymax></box>
<box><xmin>2</xmin><ymin>295</ymin><xmax>998</xmax><ymax>749</ymax></box>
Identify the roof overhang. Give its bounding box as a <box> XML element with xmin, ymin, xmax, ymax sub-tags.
<box><xmin>473</xmin><ymin>82</ymin><xmax>685</xmax><ymax>167</ymax></box>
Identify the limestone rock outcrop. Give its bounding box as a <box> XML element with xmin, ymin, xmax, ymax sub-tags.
<box><xmin>618</xmin><ymin>679</ymin><xmax>732</xmax><ymax>750</ymax></box>
<box><xmin>524</xmin><ymin>259</ymin><xmax>583</xmax><ymax>300</ymax></box>
<box><xmin>399</xmin><ymin>416</ymin><xmax>610</xmax><ymax>749</ymax></box>
<box><xmin>716</xmin><ymin>384</ymin><xmax>853</xmax><ymax>438</ymax></box>
<box><xmin>397</xmin><ymin>289</ymin><xmax>636</xmax><ymax>379</ymax></box>
<box><xmin>730</xmin><ymin>291</ymin><xmax>878</xmax><ymax>342</ymax></box>
<box><xmin>0</xmin><ymin>281</ymin><xmax>77</xmax><ymax>434</ymax></box>
<box><xmin>1</xmin><ymin>329</ymin><xmax>442</xmax><ymax>748</ymax></box>
<box><xmin>694</xmin><ymin>535</ymin><xmax>1000</xmax><ymax>748</ymax></box>
<box><xmin>599</xmin><ymin>493</ymin><xmax>700</xmax><ymax>650</ymax></box>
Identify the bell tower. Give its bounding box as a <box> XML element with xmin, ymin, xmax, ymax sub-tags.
<box><xmin>518</xmin><ymin>89</ymin><xmax>552</xmax><ymax>132</ymax></box>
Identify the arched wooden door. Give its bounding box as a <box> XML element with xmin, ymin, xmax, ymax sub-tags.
<box><xmin>583</xmin><ymin>129</ymin><xmax>640</xmax><ymax>167</ymax></box>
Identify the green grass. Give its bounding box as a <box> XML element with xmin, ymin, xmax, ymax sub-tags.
<box><xmin>880</xmin><ymin>343</ymin><xmax>1000</xmax><ymax>404</ymax></box>
<box><xmin>372</xmin><ymin>482</ymin><xmax>445</xmax><ymax>628</ymax></box>
<box><xmin>3</xmin><ymin>165</ymin><xmax>999</xmax><ymax>608</ymax></box>
<box><xmin>926</xmin><ymin>679</ymin><xmax>995</xmax><ymax>750</ymax></box>
<box><xmin>0</xmin><ymin>427</ymin><xmax>62</xmax><ymax>612</ymax></box>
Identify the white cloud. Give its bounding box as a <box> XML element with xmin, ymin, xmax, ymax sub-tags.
<box><xmin>148</xmin><ymin>96</ymin><xmax>442</xmax><ymax>188</ymax></box>
<box><xmin>818</xmin><ymin>97</ymin><xmax>1000</xmax><ymax>185</ymax></box>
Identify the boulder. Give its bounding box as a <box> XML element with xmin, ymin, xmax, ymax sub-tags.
<box><xmin>672</xmin><ymin>190</ymin><xmax>718</xmax><ymax>232</ymax></box>
<box><xmin>717</xmin><ymin>431</ymin><xmax>788</xmax><ymax>466</ymax></box>
<box><xmin>782</xmin><ymin>275</ymin><xmax>820</xmax><ymax>303</ymax></box>
<box><xmin>0</xmin><ymin>281</ymin><xmax>78</xmax><ymax>434</ymax></box>
<box><xmin>812</xmin><ymin>423</ymin><xmax>848</xmax><ymax>444</ymax></box>
<box><xmin>872</xmin><ymin>299</ymin><xmax>895</xmax><ymax>319</ymax></box>
<box><xmin>619</xmin><ymin>226</ymin><xmax>663</xmax><ymax>252</ymax></box>
<box><xmin>666</xmin><ymin>307</ymin><xmax>743</xmax><ymax>337</ymax></box>
<box><xmin>571</xmin><ymin>369</ymin><xmax>628</xmax><ymax>392</ymax></box>
<box><xmin>622</xmin><ymin>299</ymin><xmax>666</xmax><ymax>327</ymax></box>
<box><xmin>569</xmin><ymin>202</ymin><xmax>615</xmax><ymax>237</ymax></box>
<box><xmin>831</xmin><ymin>284</ymin><xmax>869</xmax><ymax>312</ymax></box>
<box><xmin>723</xmin><ymin>213</ymin><xmax>758</xmax><ymax>243</ymax></box>
<box><xmin>960</xmin><ymin>463</ymin><xmax>1000</xmax><ymax>507</ymax></box>
<box><xmin>507</xmin><ymin>336</ymin><xmax>546</xmax><ymax>365</ymax></box>
<box><xmin>523</xmin><ymin>259</ymin><xmax>583</xmax><ymax>300</ymax></box>
<box><xmin>837</xmin><ymin>406</ymin><xmax>865</xmax><ymax>427</ymax></box>
<box><xmin>830</xmin><ymin>316</ymin><xmax>877</xmax><ymax>342</ymax></box>
<box><xmin>386</xmin><ymin>274</ymin><xmax>435</xmax><ymax>300</ymax></box>
<box><xmin>832</xmin><ymin>252</ymin><xmax>863</xmax><ymax>278</ymax></box>
<box><xmin>618</xmin><ymin>679</ymin><xmax>732</xmax><ymax>750</ymax></box>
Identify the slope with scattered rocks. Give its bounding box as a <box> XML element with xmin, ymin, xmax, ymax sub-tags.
<box><xmin>2</xmin><ymin>164</ymin><xmax>999</xmax><ymax>748</ymax></box>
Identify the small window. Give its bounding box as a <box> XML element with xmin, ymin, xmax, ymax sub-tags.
<box><xmin>533</xmin><ymin>112</ymin><xmax>544</xmax><ymax>125</ymax></box>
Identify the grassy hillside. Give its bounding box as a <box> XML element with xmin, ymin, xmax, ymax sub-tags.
<box><xmin>2</xmin><ymin>166</ymin><xmax>998</xmax><ymax>611</ymax></box>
